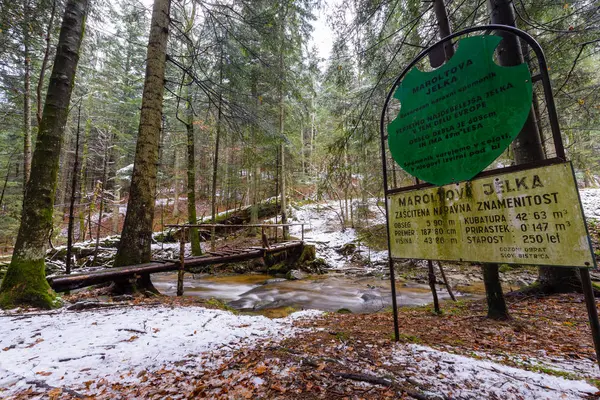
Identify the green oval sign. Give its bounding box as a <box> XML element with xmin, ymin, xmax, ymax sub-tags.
<box><xmin>387</xmin><ymin>35</ymin><xmax>533</xmax><ymax>186</ymax></box>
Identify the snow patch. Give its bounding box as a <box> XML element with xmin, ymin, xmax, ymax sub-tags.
<box><xmin>287</xmin><ymin>200</ymin><xmax>388</xmax><ymax>270</ymax></box>
<box><xmin>579</xmin><ymin>189</ymin><xmax>600</xmax><ymax>220</ymax></box>
<box><xmin>389</xmin><ymin>344</ymin><xmax>597</xmax><ymax>399</ymax></box>
<box><xmin>0</xmin><ymin>306</ymin><xmax>322</xmax><ymax>397</ymax></box>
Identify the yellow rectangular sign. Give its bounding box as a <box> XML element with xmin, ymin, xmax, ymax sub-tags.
<box><xmin>387</xmin><ymin>162</ymin><xmax>596</xmax><ymax>268</ymax></box>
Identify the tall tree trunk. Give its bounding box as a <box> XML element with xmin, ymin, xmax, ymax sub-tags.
<box><xmin>488</xmin><ymin>0</ymin><xmax>544</xmax><ymax>163</ymax></box>
<box><xmin>488</xmin><ymin>0</ymin><xmax>580</xmax><ymax>293</ymax></box>
<box><xmin>278</xmin><ymin>9</ymin><xmax>288</xmax><ymax>239</ymax></box>
<box><xmin>37</xmin><ymin>0</ymin><xmax>57</xmax><ymax>127</ymax></box>
<box><xmin>210</xmin><ymin>41</ymin><xmax>224</xmax><ymax>249</ymax></box>
<box><xmin>173</xmin><ymin>143</ymin><xmax>180</xmax><ymax>218</ymax></box>
<box><xmin>185</xmin><ymin>83</ymin><xmax>202</xmax><ymax>256</ymax></box>
<box><xmin>66</xmin><ymin>105</ymin><xmax>82</xmax><ymax>275</ymax></box>
<box><xmin>482</xmin><ymin>264</ymin><xmax>510</xmax><ymax>320</ymax></box>
<box><xmin>22</xmin><ymin>0</ymin><xmax>32</xmax><ymax>190</ymax></box>
<box><xmin>78</xmin><ymin>116</ymin><xmax>91</xmax><ymax>240</ymax></box>
<box><xmin>249</xmin><ymin>72</ymin><xmax>260</xmax><ymax>234</ymax></box>
<box><xmin>0</xmin><ymin>153</ymin><xmax>15</xmax><ymax>209</ymax></box>
<box><xmin>112</xmin><ymin>187</ymin><xmax>120</xmax><ymax>234</ymax></box>
<box><xmin>113</xmin><ymin>0</ymin><xmax>171</xmax><ymax>293</ymax></box>
<box><xmin>429</xmin><ymin>0</ymin><xmax>454</xmax><ymax>68</ymax></box>
<box><xmin>0</xmin><ymin>0</ymin><xmax>89</xmax><ymax>309</ymax></box>
<box><xmin>92</xmin><ymin>138</ymin><xmax>110</xmax><ymax>266</ymax></box>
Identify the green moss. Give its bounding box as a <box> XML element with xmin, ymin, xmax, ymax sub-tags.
<box><xmin>336</xmin><ymin>308</ymin><xmax>352</xmax><ymax>314</ymax></box>
<box><xmin>527</xmin><ymin>365</ymin><xmax>578</xmax><ymax>380</ymax></box>
<box><xmin>267</xmin><ymin>262</ymin><xmax>287</xmax><ymax>274</ymax></box>
<box><xmin>0</xmin><ymin>258</ymin><xmax>57</xmax><ymax>309</ymax></box>
<box><xmin>588</xmin><ymin>378</ymin><xmax>600</xmax><ymax>389</ymax></box>
<box><xmin>298</xmin><ymin>245</ymin><xmax>316</xmax><ymax>263</ymax></box>
<box><xmin>335</xmin><ymin>331</ymin><xmax>349</xmax><ymax>341</ymax></box>
<box><xmin>498</xmin><ymin>264</ymin><xmax>513</xmax><ymax>273</ymax></box>
<box><xmin>442</xmin><ymin>300</ymin><xmax>470</xmax><ymax>316</ymax></box>
<box><xmin>355</xmin><ymin>224</ymin><xmax>388</xmax><ymax>251</ymax></box>
<box><xmin>397</xmin><ymin>333</ymin><xmax>421</xmax><ymax>344</ymax></box>
<box><xmin>205</xmin><ymin>298</ymin><xmax>237</xmax><ymax>314</ymax></box>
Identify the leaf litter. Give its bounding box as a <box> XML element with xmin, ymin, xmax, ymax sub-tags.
<box><xmin>1</xmin><ymin>293</ymin><xmax>599</xmax><ymax>399</ymax></box>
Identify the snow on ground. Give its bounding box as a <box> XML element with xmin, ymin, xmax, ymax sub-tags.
<box><xmin>288</xmin><ymin>200</ymin><xmax>388</xmax><ymax>270</ymax></box>
<box><xmin>287</xmin><ymin>190</ymin><xmax>600</xmax><ymax>272</ymax></box>
<box><xmin>2</xmin><ymin>304</ymin><xmax>596</xmax><ymax>399</ymax></box>
<box><xmin>579</xmin><ymin>189</ymin><xmax>600</xmax><ymax>220</ymax></box>
<box><xmin>0</xmin><ymin>305</ymin><xmax>320</xmax><ymax>397</ymax></box>
<box><xmin>388</xmin><ymin>344</ymin><xmax>598</xmax><ymax>399</ymax></box>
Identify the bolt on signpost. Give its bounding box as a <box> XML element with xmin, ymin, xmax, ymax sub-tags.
<box><xmin>380</xmin><ymin>25</ymin><xmax>600</xmax><ymax>368</ymax></box>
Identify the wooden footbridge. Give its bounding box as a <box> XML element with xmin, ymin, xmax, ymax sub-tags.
<box><xmin>47</xmin><ymin>223</ymin><xmax>305</xmax><ymax>293</ymax></box>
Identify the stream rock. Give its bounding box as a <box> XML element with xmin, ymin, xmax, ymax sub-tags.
<box><xmin>286</xmin><ymin>270</ymin><xmax>307</xmax><ymax>280</ymax></box>
<box><xmin>335</xmin><ymin>243</ymin><xmax>357</xmax><ymax>256</ymax></box>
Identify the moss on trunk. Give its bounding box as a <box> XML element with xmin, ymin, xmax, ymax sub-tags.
<box><xmin>0</xmin><ymin>0</ymin><xmax>88</xmax><ymax>309</ymax></box>
<box><xmin>0</xmin><ymin>258</ymin><xmax>56</xmax><ymax>308</ymax></box>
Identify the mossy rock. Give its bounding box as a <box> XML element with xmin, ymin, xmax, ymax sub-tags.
<box><xmin>336</xmin><ymin>243</ymin><xmax>357</xmax><ymax>256</ymax></box>
<box><xmin>100</xmin><ymin>236</ymin><xmax>121</xmax><ymax>248</ymax></box>
<box><xmin>285</xmin><ymin>270</ymin><xmax>307</xmax><ymax>280</ymax></box>
<box><xmin>298</xmin><ymin>245</ymin><xmax>316</xmax><ymax>263</ymax></box>
<box><xmin>153</xmin><ymin>231</ymin><xmax>177</xmax><ymax>243</ymax></box>
<box><xmin>268</xmin><ymin>262</ymin><xmax>289</xmax><ymax>274</ymax></box>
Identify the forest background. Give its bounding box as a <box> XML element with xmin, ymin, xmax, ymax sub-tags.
<box><xmin>0</xmin><ymin>0</ymin><xmax>598</xmax><ymax>260</ymax></box>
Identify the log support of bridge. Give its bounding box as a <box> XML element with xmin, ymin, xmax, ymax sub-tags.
<box><xmin>47</xmin><ymin>241</ymin><xmax>304</xmax><ymax>293</ymax></box>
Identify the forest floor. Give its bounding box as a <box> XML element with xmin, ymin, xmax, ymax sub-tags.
<box><xmin>1</xmin><ymin>292</ymin><xmax>600</xmax><ymax>399</ymax></box>
<box><xmin>2</xmin><ymin>196</ymin><xmax>600</xmax><ymax>398</ymax></box>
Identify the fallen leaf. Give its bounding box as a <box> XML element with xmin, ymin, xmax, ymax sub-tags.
<box><xmin>255</xmin><ymin>365</ymin><xmax>267</xmax><ymax>375</ymax></box>
<box><xmin>26</xmin><ymin>338</ymin><xmax>44</xmax><ymax>348</ymax></box>
<box><xmin>36</xmin><ymin>371</ymin><xmax>52</xmax><ymax>376</ymax></box>
<box><xmin>48</xmin><ymin>387</ymin><xmax>62</xmax><ymax>399</ymax></box>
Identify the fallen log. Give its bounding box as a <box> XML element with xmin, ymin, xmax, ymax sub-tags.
<box><xmin>48</xmin><ymin>241</ymin><xmax>304</xmax><ymax>292</ymax></box>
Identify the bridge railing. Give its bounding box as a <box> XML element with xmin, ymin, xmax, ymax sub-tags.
<box><xmin>163</xmin><ymin>223</ymin><xmax>306</xmax><ymax>295</ymax></box>
<box><xmin>164</xmin><ymin>223</ymin><xmax>305</xmax><ymax>251</ymax></box>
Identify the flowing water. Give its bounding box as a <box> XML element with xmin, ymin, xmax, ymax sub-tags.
<box><xmin>152</xmin><ymin>273</ymin><xmax>450</xmax><ymax>313</ymax></box>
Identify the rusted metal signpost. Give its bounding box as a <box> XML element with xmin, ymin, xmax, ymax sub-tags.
<box><xmin>380</xmin><ymin>25</ymin><xmax>600</xmax><ymax>367</ymax></box>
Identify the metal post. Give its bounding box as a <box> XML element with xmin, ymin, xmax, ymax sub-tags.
<box><xmin>388</xmin><ymin>259</ymin><xmax>400</xmax><ymax>341</ymax></box>
<box><xmin>177</xmin><ymin>228</ymin><xmax>185</xmax><ymax>296</ymax></box>
<box><xmin>580</xmin><ymin>268</ymin><xmax>600</xmax><ymax>368</ymax></box>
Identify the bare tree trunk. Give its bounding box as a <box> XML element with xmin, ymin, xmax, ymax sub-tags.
<box><xmin>173</xmin><ymin>143</ymin><xmax>180</xmax><ymax>218</ymax></box>
<box><xmin>78</xmin><ymin>116</ymin><xmax>90</xmax><ymax>240</ymax></box>
<box><xmin>0</xmin><ymin>153</ymin><xmax>15</xmax><ymax>209</ymax></box>
<box><xmin>66</xmin><ymin>105</ymin><xmax>82</xmax><ymax>275</ymax></box>
<box><xmin>310</xmin><ymin>98</ymin><xmax>315</xmax><ymax>174</ymax></box>
<box><xmin>428</xmin><ymin>260</ymin><xmax>440</xmax><ymax>314</ymax></box>
<box><xmin>437</xmin><ymin>261</ymin><xmax>456</xmax><ymax>301</ymax></box>
<box><xmin>430</xmin><ymin>0</ymin><xmax>454</xmax><ymax>67</ymax></box>
<box><xmin>210</xmin><ymin>41</ymin><xmax>224</xmax><ymax>250</ymax></box>
<box><xmin>113</xmin><ymin>0</ymin><xmax>171</xmax><ymax>293</ymax></box>
<box><xmin>0</xmin><ymin>0</ymin><xmax>89</xmax><ymax>309</ymax></box>
<box><xmin>482</xmin><ymin>264</ymin><xmax>510</xmax><ymax>320</ymax></box>
<box><xmin>92</xmin><ymin>138</ymin><xmax>110</xmax><ymax>266</ymax></box>
<box><xmin>185</xmin><ymin>77</ymin><xmax>202</xmax><ymax>256</ymax></box>
<box><xmin>112</xmin><ymin>187</ymin><xmax>120</xmax><ymax>233</ymax></box>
